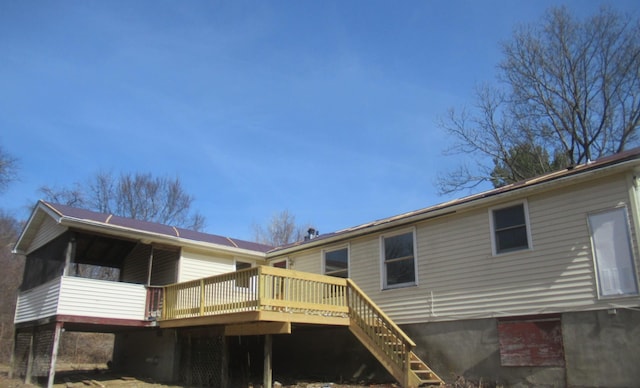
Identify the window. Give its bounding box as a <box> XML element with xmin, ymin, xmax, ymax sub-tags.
<box><xmin>324</xmin><ymin>247</ymin><xmax>348</xmax><ymax>278</ymax></box>
<box><xmin>490</xmin><ymin>202</ymin><xmax>531</xmax><ymax>255</ymax></box>
<box><xmin>236</xmin><ymin>261</ymin><xmax>251</xmax><ymax>271</ymax></box>
<box><xmin>588</xmin><ymin>207</ymin><xmax>639</xmax><ymax>297</ymax></box>
<box><xmin>235</xmin><ymin>261</ymin><xmax>252</xmax><ymax>287</ymax></box>
<box><xmin>382</xmin><ymin>231</ymin><xmax>417</xmax><ymax>289</ymax></box>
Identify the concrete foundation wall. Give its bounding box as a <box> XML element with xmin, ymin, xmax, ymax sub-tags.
<box><xmin>112</xmin><ymin>329</ymin><xmax>178</xmax><ymax>383</ymax></box>
<box><xmin>401</xmin><ymin>308</ymin><xmax>640</xmax><ymax>387</ymax></box>
<box><xmin>402</xmin><ymin>318</ymin><xmax>565</xmax><ymax>386</ymax></box>
<box><xmin>563</xmin><ymin>309</ymin><xmax>640</xmax><ymax>387</ymax></box>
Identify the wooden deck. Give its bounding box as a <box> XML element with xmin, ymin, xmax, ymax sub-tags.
<box><xmin>159</xmin><ymin>266</ymin><xmax>444</xmax><ymax>387</ymax></box>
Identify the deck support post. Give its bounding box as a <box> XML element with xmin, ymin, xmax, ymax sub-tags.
<box><xmin>263</xmin><ymin>334</ymin><xmax>272</xmax><ymax>388</ymax></box>
<box><xmin>8</xmin><ymin>329</ymin><xmax>17</xmax><ymax>378</ymax></box>
<box><xmin>46</xmin><ymin>322</ymin><xmax>63</xmax><ymax>388</ymax></box>
<box><xmin>24</xmin><ymin>329</ymin><xmax>34</xmax><ymax>385</ymax></box>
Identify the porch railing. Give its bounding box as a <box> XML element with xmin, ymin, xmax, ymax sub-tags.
<box><xmin>161</xmin><ymin>266</ymin><xmax>349</xmax><ymax>320</ymax></box>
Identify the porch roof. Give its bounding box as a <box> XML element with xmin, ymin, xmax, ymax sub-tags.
<box><xmin>14</xmin><ymin>201</ymin><xmax>273</xmax><ymax>256</ymax></box>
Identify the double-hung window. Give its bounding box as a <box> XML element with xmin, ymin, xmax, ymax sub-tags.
<box><xmin>382</xmin><ymin>230</ymin><xmax>417</xmax><ymax>289</ymax></box>
<box><xmin>323</xmin><ymin>247</ymin><xmax>349</xmax><ymax>278</ymax></box>
<box><xmin>490</xmin><ymin>201</ymin><xmax>532</xmax><ymax>255</ymax></box>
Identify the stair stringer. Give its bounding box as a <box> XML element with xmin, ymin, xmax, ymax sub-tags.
<box><xmin>346</xmin><ymin>279</ymin><xmax>444</xmax><ymax>387</ymax></box>
<box><xmin>348</xmin><ymin>322</ymin><xmax>406</xmax><ymax>384</ymax></box>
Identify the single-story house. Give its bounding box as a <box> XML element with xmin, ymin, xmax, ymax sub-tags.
<box><xmin>11</xmin><ymin>148</ymin><xmax>640</xmax><ymax>387</ymax></box>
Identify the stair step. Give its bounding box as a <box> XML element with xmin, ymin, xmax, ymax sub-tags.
<box><xmin>416</xmin><ymin>379</ymin><xmax>444</xmax><ymax>384</ymax></box>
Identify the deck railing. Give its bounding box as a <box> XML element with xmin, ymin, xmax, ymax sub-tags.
<box><xmin>162</xmin><ymin>266</ymin><xmax>349</xmax><ymax>320</ymax></box>
<box><xmin>161</xmin><ymin>266</ymin><xmax>417</xmax><ymax>385</ymax></box>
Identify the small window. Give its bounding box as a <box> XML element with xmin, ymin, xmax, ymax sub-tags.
<box><xmin>324</xmin><ymin>247</ymin><xmax>348</xmax><ymax>278</ymax></box>
<box><xmin>490</xmin><ymin>202</ymin><xmax>531</xmax><ymax>255</ymax></box>
<box><xmin>382</xmin><ymin>231</ymin><xmax>417</xmax><ymax>289</ymax></box>
<box><xmin>236</xmin><ymin>261</ymin><xmax>252</xmax><ymax>271</ymax></box>
<box><xmin>271</xmin><ymin>259</ymin><xmax>288</xmax><ymax>269</ymax></box>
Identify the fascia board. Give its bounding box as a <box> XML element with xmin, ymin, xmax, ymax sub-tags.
<box><xmin>12</xmin><ymin>201</ymin><xmax>65</xmax><ymax>255</ymax></box>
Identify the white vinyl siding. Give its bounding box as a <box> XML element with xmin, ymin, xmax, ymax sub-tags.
<box><xmin>28</xmin><ymin>216</ymin><xmax>66</xmax><ymax>254</ymax></box>
<box><xmin>15</xmin><ymin>276</ymin><xmax>147</xmax><ymax>323</ymax></box>
<box><xmin>14</xmin><ymin>277</ymin><xmax>61</xmax><ymax>323</ymax></box>
<box><xmin>287</xmin><ymin>250</ymin><xmax>322</xmax><ymax>274</ymax></box>
<box><xmin>343</xmin><ymin>173</ymin><xmax>640</xmax><ymax>324</ymax></box>
<box><xmin>178</xmin><ymin>249</ymin><xmax>235</xmax><ymax>282</ymax></box>
<box><xmin>57</xmin><ymin>277</ymin><xmax>147</xmax><ymax>319</ymax></box>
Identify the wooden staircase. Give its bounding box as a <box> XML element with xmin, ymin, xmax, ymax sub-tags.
<box><xmin>160</xmin><ymin>266</ymin><xmax>443</xmax><ymax>387</ymax></box>
<box><xmin>347</xmin><ymin>279</ymin><xmax>444</xmax><ymax>387</ymax></box>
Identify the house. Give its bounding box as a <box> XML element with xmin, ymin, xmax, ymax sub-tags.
<box><xmin>11</xmin><ymin>148</ymin><xmax>640</xmax><ymax>387</ymax></box>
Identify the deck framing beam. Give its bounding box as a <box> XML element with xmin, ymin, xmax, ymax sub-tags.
<box><xmin>224</xmin><ymin>322</ymin><xmax>291</xmax><ymax>336</ymax></box>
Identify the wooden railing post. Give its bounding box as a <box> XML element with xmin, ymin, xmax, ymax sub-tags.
<box><xmin>258</xmin><ymin>266</ymin><xmax>265</xmax><ymax>310</ymax></box>
<box><xmin>199</xmin><ymin>279</ymin><xmax>205</xmax><ymax>316</ymax></box>
<box><xmin>403</xmin><ymin>347</ymin><xmax>411</xmax><ymax>387</ymax></box>
<box><xmin>161</xmin><ymin>286</ymin><xmax>167</xmax><ymax>320</ymax></box>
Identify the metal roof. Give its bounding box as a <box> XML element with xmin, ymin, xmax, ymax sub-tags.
<box><xmin>14</xmin><ymin>148</ymin><xmax>640</xmax><ymax>257</ymax></box>
<box><xmin>38</xmin><ymin>201</ymin><xmax>274</xmax><ymax>254</ymax></box>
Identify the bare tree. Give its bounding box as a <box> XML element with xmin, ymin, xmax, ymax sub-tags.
<box><xmin>438</xmin><ymin>6</ymin><xmax>640</xmax><ymax>194</ymax></box>
<box><xmin>0</xmin><ymin>146</ymin><xmax>18</xmax><ymax>194</ymax></box>
<box><xmin>40</xmin><ymin>171</ymin><xmax>206</xmax><ymax>231</ymax></box>
<box><xmin>252</xmin><ymin>210</ymin><xmax>309</xmax><ymax>247</ymax></box>
<box><xmin>0</xmin><ymin>211</ymin><xmax>24</xmax><ymax>363</ymax></box>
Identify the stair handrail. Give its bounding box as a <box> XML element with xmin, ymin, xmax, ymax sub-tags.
<box><xmin>346</xmin><ymin>279</ymin><xmax>416</xmax><ymax>348</ymax></box>
<box><xmin>346</xmin><ymin>279</ymin><xmax>415</xmax><ymax>385</ymax></box>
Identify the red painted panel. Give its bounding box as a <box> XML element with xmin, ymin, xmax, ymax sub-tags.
<box><xmin>498</xmin><ymin>318</ymin><xmax>565</xmax><ymax>366</ymax></box>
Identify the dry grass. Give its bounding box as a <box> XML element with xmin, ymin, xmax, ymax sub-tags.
<box><xmin>2</xmin><ymin>364</ymin><xmax>497</xmax><ymax>387</ymax></box>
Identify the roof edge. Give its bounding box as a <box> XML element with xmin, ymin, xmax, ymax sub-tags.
<box><xmin>267</xmin><ymin>149</ymin><xmax>640</xmax><ymax>257</ymax></box>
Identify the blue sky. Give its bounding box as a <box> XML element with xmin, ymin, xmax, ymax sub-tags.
<box><xmin>2</xmin><ymin>1</ymin><xmax>639</xmax><ymax>241</ymax></box>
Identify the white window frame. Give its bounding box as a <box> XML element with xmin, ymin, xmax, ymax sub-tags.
<box><xmin>322</xmin><ymin>244</ymin><xmax>350</xmax><ymax>278</ymax></box>
<box><xmin>380</xmin><ymin>228</ymin><xmax>418</xmax><ymax>290</ymax></box>
<box><xmin>588</xmin><ymin>206</ymin><xmax>640</xmax><ymax>298</ymax></box>
<box><xmin>489</xmin><ymin>200</ymin><xmax>533</xmax><ymax>256</ymax></box>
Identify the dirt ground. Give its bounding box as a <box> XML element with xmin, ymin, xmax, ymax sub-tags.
<box><xmin>0</xmin><ymin>364</ymin><xmax>402</xmax><ymax>388</ymax></box>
